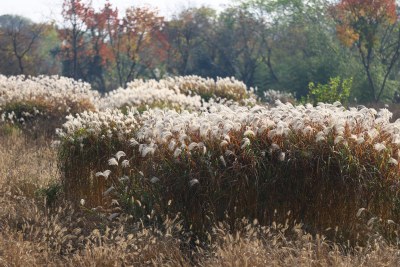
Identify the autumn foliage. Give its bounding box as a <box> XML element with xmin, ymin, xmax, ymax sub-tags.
<box><xmin>330</xmin><ymin>0</ymin><xmax>400</xmax><ymax>102</ymax></box>
<box><xmin>331</xmin><ymin>0</ymin><xmax>397</xmax><ymax>47</ymax></box>
<box><xmin>59</xmin><ymin>0</ymin><xmax>167</xmax><ymax>92</ymax></box>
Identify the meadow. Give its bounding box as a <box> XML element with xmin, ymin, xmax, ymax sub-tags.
<box><xmin>1</xmin><ymin>75</ymin><xmax>400</xmax><ymax>266</ymax></box>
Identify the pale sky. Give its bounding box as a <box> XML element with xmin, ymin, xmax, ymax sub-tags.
<box><xmin>0</xmin><ymin>0</ymin><xmax>233</xmax><ymax>22</ymax></box>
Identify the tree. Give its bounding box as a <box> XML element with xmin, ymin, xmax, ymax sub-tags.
<box><xmin>236</xmin><ymin>0</ymin><xmax>353</xmax><ymax>97</ymax></box>
<box><xmin>164</xmin><ymin>7</ymin><xmax>217</xmax><ymax>77</ymax></box>
<box><xmin>36</xmin><ymin>23</ymin><xmax>62</xmax><ymax>75</ymax></box>
<box><xmin>331</xmin><ymin>0</ymin><xmax>400</xmax><ymax>102</ymax></box>
<box><xmin>0</xmin><ymin>15</ymin><xmax>44</xmax><ymax>75</ymax></box>
<box><xmin>59</xmin><ymin>1</ymin><xmax>167</xmax><ymax>91</ymax></box>
<box><xmin>106</xmin><ymin>7</ymin><xmax>166</xmax><ymax>87</ymax></box>
<box><xmin>212</xmin><ymin>7</ymin><xmax>266</xmax><ymax>86</ymax></box>
<box><xmin>60</xmin><ymin>0</ymin><xmax>91</xmax><ymax>80</ymax></box>
<box><xmin>83</xmin><ymin>2</ymin><xmax>117</xmax><ymax>92</ymax></box>
<box><xmin>164</xmin><ymin>6</ymin><xmax>267</xmax><ymax>86</ymax></box>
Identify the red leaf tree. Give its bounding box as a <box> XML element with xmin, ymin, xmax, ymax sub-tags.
<box><xmin>60</xmin><ymin>0</ymin><xmax>91</xmax><ymax>80</ymax></box>
<box><xmin>107</xmin><ymin>6</ymin><xmax>167</xmax><ymax>87</ymax></box>
<box><xmin>60</xmin><ymin>1</ymin><xmax>168</xmax><ymax>91</ymax></box>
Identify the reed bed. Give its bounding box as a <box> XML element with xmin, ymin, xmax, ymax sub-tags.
<box><xmin>58</xmin><ymin>100</ymin><xmax>400</xmax><ymax>242</ymax></box>
<box><xmin>1</xmin><ymin>73</ymin><xmax>400</xmax><ymax>264</ymax></box>
<box><xmin>1</xmin><ymin>134</ymin><xmax>400</xmax><ymax>266</ymax></box>
<box><xmin>0</xmin><ymin>75</ymin><xmax>98</xmax><ymax>137</ymax></box>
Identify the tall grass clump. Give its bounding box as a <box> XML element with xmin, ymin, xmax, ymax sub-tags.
<box><xmin>263</xmin><ymin>89</ymin><xmax>296</xmax><ymax>105</ymax></box>
<box><xmin>98</xmin><ymin>83</ymin><xmax>204</xmax><ymax>111</ymax></box>
<box><xmin>3</xmin><ymin>120</ymin><xmax>400</xmax><ymax>265</ymax></box>
<box><xmin>58</xmin><ymin>100</ymin><xmax>400</xmax><ymax>243</ymax></box>
<box><xmin>123</xmin><ymin>75</ymin><xmax>256</xmax><ymax>102</ymax></box>
<box><xmin>0</xmin><ymin>75</ymin><xmax>99</xmax><ymax>137</ymax></box>
<box><xmin>57</xmin><ymin>108</ymin><xmax>142</xmax><ymax>206</ymax></box>
<box><xmin>98</xmin><ymin>76</ymin><xmax>257</xmax><ymax>112</ymax></box>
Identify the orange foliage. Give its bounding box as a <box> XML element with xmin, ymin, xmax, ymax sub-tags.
<box><xmin>84</xmin><ymin>3</ymin><xmax>118</xmax><ymax>65</ymax></box>
<box><xmin>336</xmin><ymin>25</ymin><xmax>360</xmax><ymax>47</ymax></box>
<box><xmin>331</xmin><ymin>0</ymin><xmax>397</xmax><ymax>47</ymax></box>
<box><xmin>59</xmin><ymin>0</ymin><xmax>168</xmax><ymax>86</ymax></box>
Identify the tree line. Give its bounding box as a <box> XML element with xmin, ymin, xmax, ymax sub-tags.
<box><xmin>1</xmin><ymin>0</ymin><xmax>400</xmax><ymax>103</ymax></box>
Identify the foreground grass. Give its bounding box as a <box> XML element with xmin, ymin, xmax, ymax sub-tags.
<box><xmin>1</xmin><ymin>133</ymin><xmax>400</xmax><ymax>266</ymax></box>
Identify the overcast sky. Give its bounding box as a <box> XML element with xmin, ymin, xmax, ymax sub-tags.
<box><xmin>0</xmin><ymin>0</ymin><xmax>232</xmax><ymax>22</ymax></box>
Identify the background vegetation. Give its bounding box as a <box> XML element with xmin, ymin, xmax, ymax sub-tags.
<box><xmin>2</xmin><ymin>0</ymin><xmax>400</xmax><ymax>103</ymax></box>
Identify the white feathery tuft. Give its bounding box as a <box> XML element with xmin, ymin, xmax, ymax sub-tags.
<box><xmin>150</xmin><ymin>177</ymin><xmax>160</xmax><ymax>183</ymax></box>
<box><xmin>189</xmin><ymin>179</ymin><xmax>199</xmax><ymax>187</ymax></box>
<box><xmin>115</xmin><ymin>151</ymin><xmax>126</xmax><ymax>161</ymax></box>
<box><xmin>121</xmin><ymin>160</ymin><xmax>130</xmax><ymax>168</ymax></box>
<box><xmin>96</xmin><ymin>169</ymin><xmax>111</xmax><ymax>179</ymax></box>
<box><xmin>103</xmin><ymin>186</ymin><xmax>115</xmax><ymax>196</ymax></box>
<box><xmin>108</xmin><ymin>157</ymin><xmax>118</xmax><ymax>166</ymax></box>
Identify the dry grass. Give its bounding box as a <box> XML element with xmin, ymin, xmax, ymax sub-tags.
<box><xmin>0</xmin><ymin>128</ymin><xmax>58</xmax><ymax>197</ymax></box>
<box><xmin>1</xmin><ymin>132</ymin><xmax>400</xmax><ymax>266</ymax></box>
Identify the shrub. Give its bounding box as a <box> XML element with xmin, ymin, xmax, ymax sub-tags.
<box><xmin>304</xmin><ymin>76</ymin><xmax>352</xmax><ymax>106</ymax></box>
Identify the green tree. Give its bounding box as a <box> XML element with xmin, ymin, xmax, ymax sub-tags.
<box><xmin>240</xmin><ymin>0</ymin><xmax>356</xmax><ymax>98</ymax></box>
<box><xmin>212</xmin><ymin>7</ymin><xmax>266</xmax><ymax>86</ymax></box>
<box><xmin>164</xmin><ymin>7</ymin><xmax>217</xmax><ymax>77</ymax></box>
